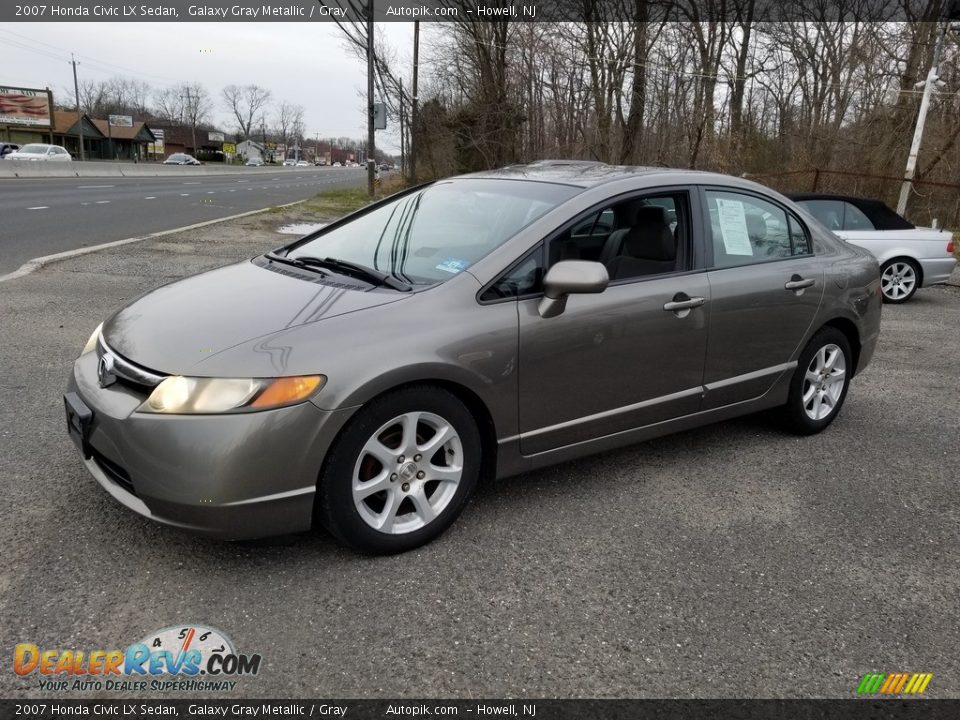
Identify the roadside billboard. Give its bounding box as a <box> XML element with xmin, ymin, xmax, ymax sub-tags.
<box><xmin>108</xmin><ymin>114</ymin><xmax>134</xmax><ymax>127</ymax></box>
<box><xmin>0</xmin><ymin>86</ymin><xmax>52</xmax><ymax>128</ymax></box>
<box><xmin>147</xmin><ymin>128</ymin><xmax>165</xmax><ymax>155</ymax></box>
<box><xmin>208</xmin><ymin>131</ymin><xmax>225</xmax><ymax>142</ymax></box>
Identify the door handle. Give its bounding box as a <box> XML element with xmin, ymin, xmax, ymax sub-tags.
<box><xmin>663</xmin><ymin>293</ymin><xmax>705</xmax><ymax>318</ymax></box>
<box><xmin>785</xmin><ymin>276</ymin><xmax>815</xmax><ymax>291</ymax></box>
<box><xmin>663</xmin><ymin>297</ymin><xmax>705</xmax><ymax>311</ymax></box>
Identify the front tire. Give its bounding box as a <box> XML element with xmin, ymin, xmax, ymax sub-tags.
<box><xmin>316</xmin><ymin>386</ymin><xmax>481</xmax><ymax>554</ymax></box>
<box><xmin>778</xmin><ymin>327</ymin><xmax>852</xmax><ymax>435</ymax></box>
<box><xmin>880</xmin><ymin>258</ymin><xmax>919</xmax><ymax>303</ymax></box>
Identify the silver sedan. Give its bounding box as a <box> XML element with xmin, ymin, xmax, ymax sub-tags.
<box><xmin>66</xmin><ymin>163</ymin><xmax>882</xmax><ymax>553</ymax></box>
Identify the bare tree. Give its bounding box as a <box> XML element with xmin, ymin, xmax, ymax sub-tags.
<box><xmin>222</xmin><ymin>84</ymin><xmax>272</xmax><ymax>142</ymax></box>
<box><xmin>274</xmin><ymin>101</ymin><xmax>305</xmax><ymax>158</ymax></box>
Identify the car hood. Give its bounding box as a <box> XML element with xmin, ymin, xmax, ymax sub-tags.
<box><xmin>102</xmin><ymin>260</ymin><xmax>408</xmax><ymax>375</ymax></box>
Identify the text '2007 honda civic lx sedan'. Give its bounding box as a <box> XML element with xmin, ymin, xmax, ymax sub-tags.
<box><xmin>65</xmin><ymin>162</ymin><xmax>882</xmax><ymax>553</ymax></box>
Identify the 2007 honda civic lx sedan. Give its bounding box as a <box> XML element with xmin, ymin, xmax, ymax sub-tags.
<box><xmin>65</xmin><ymin>162</ymin><xmax>882</xmax><ymax>553</ymax></box>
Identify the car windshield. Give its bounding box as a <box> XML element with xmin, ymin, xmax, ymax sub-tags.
<box><xmin>19</xmin><ymin>144</ymin><xmax>49</xmax><ymax>153</ymax></box>
<box><xmin>287</xmin><ymin>179</ymin><xmax>578</xmax><ymax>285</ymax></box>
<box><xmin>168</xmin><ymin>154</ymin><xmax>185</xmax><ymax>161</ymax></box>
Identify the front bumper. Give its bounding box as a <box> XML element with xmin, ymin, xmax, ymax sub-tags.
<box><xmin>918</xmin><ymin>256</ymin><xmax>958</xmax><ymax>287</ymax></box>
<box><xmin>67</xmin><ymin>351</ymin><xmax>354</xmax><ymax>540</ymax></box>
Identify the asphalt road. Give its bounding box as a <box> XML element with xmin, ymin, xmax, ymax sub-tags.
<box><xmin>0</xmin><ymin>167</ymin><xmax>367</xmax><ymax>275</ymax></box>
<box><xmin>0</xmin><ymin>216</ymin><xmax>957</xmax><ymax>700</ymax></box>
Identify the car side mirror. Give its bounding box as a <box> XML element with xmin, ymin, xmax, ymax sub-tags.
<box><xmin>538</xmin><ymin>260</ymin><xmax>609</xmax><ymax>319</ymax></box>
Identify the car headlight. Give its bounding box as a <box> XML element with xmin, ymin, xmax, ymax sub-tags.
<box><xmin>138</xmin><ymin>375</ymin><xmax>325</xmax><ymax>414</ymax></box>
<box><xmin>81</xmin><ymin>323</ymin><xmax>103</xmax><ymax>356</ymax></box>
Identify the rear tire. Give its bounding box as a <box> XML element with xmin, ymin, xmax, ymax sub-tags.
<box><xmin>316</xmin><ymin>385</ymin><xmax>481</xmax><ymax>554</ymax></box>
<box><xmin>880</xmin><ymin>258</ymin><xmax>920</xmax><ymax>303</ymax></box>
<box><xmin>777</xmin><ymin>327</ymin><xmax>852</xmax><ymax>436</ymax></box>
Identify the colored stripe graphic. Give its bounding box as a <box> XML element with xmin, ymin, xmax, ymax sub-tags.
<box><xmin>857</xmin><ymin>673</ymin><xmax>885</xmax><ymax>694</ymax></box>
<box><xmin>857</xmin><ymin>672</ymin><xmax>932</xmax><ymax>695</ymax></box>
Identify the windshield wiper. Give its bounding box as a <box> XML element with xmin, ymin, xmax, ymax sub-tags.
<box><xmin>293</xmin><ymin>255</ymin><xmax>411</xmax><ymax>291</ymax></box>
<box><xmin>266</xmin><ymin>252</ymin><xmax>411</xmax><ymax>291</ymax></box>
<box><xmin>265</xmin><ymin>251</ymin><xmax>329</xmax><ymax>276</ymax></box>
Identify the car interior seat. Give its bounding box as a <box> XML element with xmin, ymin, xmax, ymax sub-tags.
<box><xmin>600</xmin><ymin>205</ymin><xmax>677</xmax><ymax>279</ymax></box>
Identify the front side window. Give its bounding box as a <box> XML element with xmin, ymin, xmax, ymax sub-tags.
<box><xmin>289</xmin><ymin>179</ymin><xmax>578</xmax><ymax>286</ymax></box>
<box><xmin>480</xmin><ymin>248</ymin><xmax>543</xmax><ymax>301</ymax></box>
<box><xmin>796</xmin><ymin>199</ymin><xmax>844</xmax><ymax>231</ymax></box>
<box><xmin>546</xmin><ymin>192</ymin><xmax>689</xmax><ymax>281</ymax></box>
<box><xmin>707</xmin><ymin>191</ymin><xmax>811</xmax><ymax>268</ymax></box>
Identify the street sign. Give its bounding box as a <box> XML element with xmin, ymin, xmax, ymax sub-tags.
<box><xmin>108</xmin><ymin>114</ymin><xmax>133</xmax><ymax>127</ymax></box>
<box><xmin>373</xmin><ymin>103</ymin><xmax>386</xmax><ymax>130</ymax></box>
<box><xmin>222</xmin><ymin>142</ymin><xmax>236</xmax><ymax>154</ymax></box>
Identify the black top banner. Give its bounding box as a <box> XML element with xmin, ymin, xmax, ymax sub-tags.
<box><xmin>1</xmin><ymin>0</ymin><xmax>951</xmax><ymax>23</ymax></box>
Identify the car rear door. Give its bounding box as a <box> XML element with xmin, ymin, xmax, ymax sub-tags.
<box><xmin>514</xmin><ymin>187</ymin><xmax>710</xmax><ymax>455</ymax></box>
<box><xmin>700</xmin><ymin>187</ymin><xmax>824</xmax><ymax>410</ymax></box>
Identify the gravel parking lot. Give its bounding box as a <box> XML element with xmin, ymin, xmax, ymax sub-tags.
<box><xmin>1</xmin><ymin>209</ymin><xmax>957</xmax><ymax>699</ymax></box>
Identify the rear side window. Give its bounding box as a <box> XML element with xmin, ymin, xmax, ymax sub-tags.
<box><xmin>706</xmin><ymin>191</ymin><xmax>812</xmax><ymax>268</ymax></box>
<box><xmin>842</xmin><ymin>202</ymin><xmax>875</xmax><ymax>230</ymax></box>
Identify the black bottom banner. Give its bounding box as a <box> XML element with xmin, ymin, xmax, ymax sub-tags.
<box><xmin>2</xmin><ymin>699</ymin><xmax>960</xmax><ymax>720</ymax></box>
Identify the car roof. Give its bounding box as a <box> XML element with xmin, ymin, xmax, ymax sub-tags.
<box><xmin>457</xmin><ymin>161</ymin><xmax>766</xmax><ymax>191</ymax></box>
<box><xmin>788</xmin><ymin>192</ymin><xmax>914</xmax><ymax>230</ymax></box>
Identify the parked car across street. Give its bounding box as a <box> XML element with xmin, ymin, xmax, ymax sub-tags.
<box><xmin>6</xmin><ymin>143</ymin><xmax>72</xmax><ymax>162</ymax></box>
<box><xmin>163</xmin><ymin>153</ymin><xmax>201</xmax><ymax>166</ymax></box>
<box><xmin>64</xmin><ymin>163</ymin><xmax>882</xmax><ymax>554</ymax></box>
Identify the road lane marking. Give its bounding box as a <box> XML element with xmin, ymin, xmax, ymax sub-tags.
<box><xmin>27</xmin><ymin>206</ymin><xmax>48</xmax><ymax>210</ymax></box>
<box><xmin>144</xmin><ymin>196</ymin><xmax>157</xmax><ymax>200</ymax></box>
<box><xmin>95</xmin><ymin>200</ymin><xmax>110</xmax><ymax>204</ymax></box>
<box><xmin>183</xmin><ymin>181</ymin><xmax>201</xmax><ymax>185</ymax></box>
<box><xmin>207</xmin><ymin>191</ymin><xmax>215</xmax><ymax>194</ymax></box>
<box><xmin>236</xmin><ymin>180</ymin><xmax>249</xmax><ymax>183</ymax></box>
<box><xmin>77</xmin><ymin>184</ymin><xmax>115</xmax><ymax>189</ymax></box>
<box><xmin>180</xmin><ymin>193</ymin><xmax>190</xmax><ymax>196</ymax></box>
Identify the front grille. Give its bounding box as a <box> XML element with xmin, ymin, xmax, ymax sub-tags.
<box><xmin>91</xmin><ymin>448</ymin><xmax>136</xmax><ymax>496</ymax></box>
<box><xmin>96</xmin><ymin>337</ymin><xmax>166</xmax><ymax>394</ymax></box>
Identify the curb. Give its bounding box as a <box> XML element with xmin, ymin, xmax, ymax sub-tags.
<box><xmin>0</xmin><ymin>199</ymin><xmax>306</xmax><ymax>284</ymax></box>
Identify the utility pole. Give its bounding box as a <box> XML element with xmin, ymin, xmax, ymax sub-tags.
<box><xmin>410</xmin><ymin>20</ymin><xmax>419</xmax><ymax>183</ymax></box>
<box><xmin>70</xmin><ymin>54</ymin><xmax>85</xmax><ymax>161</ymax></box>
<box><xmin>183</xmin><ymin>86</ymin><xmax>198</xmax><ymax>157</ymax></box>
<box><xmin>366</xmin><ymin>0</ymin><xmax>376</xmax><ymax>198</ymax></box>
<box><xmin>896</xmin><ymin>22</ymin><xmax>949</xmax><ymax>216</ymax></box>
<box><xmin>399</xmin><ymin>77</ymin><xmax>405</xmax><ymax>177</ymax></box>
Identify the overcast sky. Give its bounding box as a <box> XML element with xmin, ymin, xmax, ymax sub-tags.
<box><xmin>0</xmin><ymin>23</ymin><xmax>414</xmax><ymax>153</ymax></box>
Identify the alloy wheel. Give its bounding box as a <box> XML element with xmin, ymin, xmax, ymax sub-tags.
<box><xmin>802</xmin><ymin>343</ymin><xmax>846</xmax><ymax>421</ymax></box>
<box><xmin>352</xmin><ymin>411</ymin><xmax>463</xmax><ymax>534</ymax></box>
<box><xmin>881</xmin><ymin>261</ymin><xmax>917</xmax><ymax>301</ymax></box>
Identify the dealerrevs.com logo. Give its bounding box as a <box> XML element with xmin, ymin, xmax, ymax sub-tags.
<box><xmin>14</xmin><ymin>625</ymin><xmax>261</xmax><ymax>692</ymax></box>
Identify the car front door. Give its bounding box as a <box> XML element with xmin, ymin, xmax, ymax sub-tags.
<box><xmin>700</xmin><ymin>187</ymin><xmax>824</xmax><ymax>410</ymax></box>
<box><xmin>514</xmin><ymin>188</ymin><xmax>710</xmax><ymax>455</ymax></box>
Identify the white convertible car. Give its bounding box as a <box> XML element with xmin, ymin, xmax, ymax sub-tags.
<box><xmin>791</xmin><ymin>193</ymin><xmax>956</xmax><ymax>303</ymax></box>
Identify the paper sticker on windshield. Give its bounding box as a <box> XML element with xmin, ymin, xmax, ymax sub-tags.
<box><xmin>715</xmin><ymin>198</ymin><xmax>754</xmax><ymax>256</ymax></box>
<box><xmin>435</xmin><ymin>258</ymin><xmax>470</xmax><ymax>274</ymax></box>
